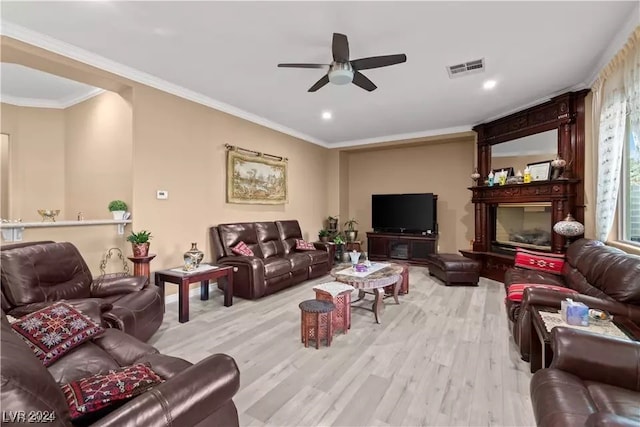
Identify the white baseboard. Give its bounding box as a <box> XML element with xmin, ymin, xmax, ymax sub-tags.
<box><xmin>164</xmin><ymin>282</ymin><xmax>217</xmax><ymax>305</ymax></box>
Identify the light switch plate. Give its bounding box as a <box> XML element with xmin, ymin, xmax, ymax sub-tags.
<box><xmin>156</xmin><ymin>190</ymin><xmax>168</xmax><ymax>200</ymax></box>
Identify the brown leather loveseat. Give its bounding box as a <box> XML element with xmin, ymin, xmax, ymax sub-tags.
<box><xmin>504</xmin><ymin>239</ymin><xmax>640</xmax><ymax>361</ymax></box>
<box><xmin>210</xmin><ymin>220</ymin><xmax>331</xmax><ymax>299</ymax></box>
<box><xmin>530</xmin><ymin>327</ymin><xmax>640</xmax><ymax>427</ymax></box>
<box><xmin>0</xmin><ymin>241</ymin><xmax>164</xmax><ymax>342</ymax></box>
<box><xmin>0</xmin><ymin>301</ymin><xmax>240</xmax><ymax>426</ymax></box>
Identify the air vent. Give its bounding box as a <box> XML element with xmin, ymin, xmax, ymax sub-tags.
<box><xmin>446</xmin><ymin>58</ymin><xmax>485</xmax><ymax>78</ymax></box>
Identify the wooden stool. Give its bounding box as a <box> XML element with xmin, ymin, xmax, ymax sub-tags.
<box><xmin>299</xmin><ymin>300</ymin><xmax>335</xmax><ymax>349</ymax></box>
<box><xmin>313</xmin><ymin>281</ymin><xmax>355</xmax><ymax>334</ymax></box>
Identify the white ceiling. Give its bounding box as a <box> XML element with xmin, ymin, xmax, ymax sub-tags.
<box><xmin>1</xmin><ymin>1</ymin><xmax>637</xmax><ymax>147</ymax></box>
<box><xmin>0</xmin><ymin>63</ymin><xmax>103</xmax><ymax>108</ymax></box>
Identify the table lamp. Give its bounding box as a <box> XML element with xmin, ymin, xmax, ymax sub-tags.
<box><xmin>553</xmin><ymin>213</ymin><xmax>584</xmax><ymax>246</ymax></box>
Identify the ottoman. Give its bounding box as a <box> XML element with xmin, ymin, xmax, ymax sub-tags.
<box><xmin>428</xmin><ymin>254</ymin><xmax>480</xmax><ymax>286</ymax></box>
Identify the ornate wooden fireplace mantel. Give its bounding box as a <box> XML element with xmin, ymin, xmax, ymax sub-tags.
<box><xmin>462</xmin><ymin>90</ymin><xmax>588</xmax><ymax>282</ymax></box>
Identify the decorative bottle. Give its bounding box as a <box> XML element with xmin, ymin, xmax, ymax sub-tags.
<box><xmin>184</xmin><ymin>243</ymin><xmax>204</xmax><ymax>269</ymax></box>
<box><xmin>524</xmin><ymin>166</ymin><xmax>531</xmax><ymax>184</ymax></box>
<box><xmin>488</xmin><ymin>170</ymin><xmax>495</xmax><ymax>187</ymax></box>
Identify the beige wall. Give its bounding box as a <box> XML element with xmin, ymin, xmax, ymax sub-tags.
<box><xmin>130</xmin><ymin>86</ymin><xmax>330</xmax><ymax>274</ymax></box>
<box><xmin>0</xmin><ymin>103</ymin><xmax>66</xmax><ymax>221</ymax></box>
<box><xmin>65</xmin><ymin>91</ymin><xmax>133</xmax><ymax>219</ymax></box>
<box><xmin>346</xmin><ymin>139</ymin><xmax>475</xmax><ymax>253</ymax></box>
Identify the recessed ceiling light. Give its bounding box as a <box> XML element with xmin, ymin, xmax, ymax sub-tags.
<box><xmin>483</xmin><ymin>80</ymin><xmax>497</xmax><ymax>90</ymax></box>
<box><xmin>322</xmin><ymin>111</ymin><xmax>332</xmax><ymax>120</ymax></box>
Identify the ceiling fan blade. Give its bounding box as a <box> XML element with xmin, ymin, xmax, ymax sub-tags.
<box><xmin>308</xmin><ymin>74</ymin><xmax>330</xmax><ymax>92</ymax></box>
<box><xmin>352</xmin><ymin>71</ymin><xmax>377</xmax><ymax>92</ymax></box>
<box><xmin>278</xmin><ymin>63</ymin><xmax>328</xmax><ymax>69</ymax></box>
<box><xmin>332</xmin><ymin>33</ymin><xmax>350</xmax><ymax>62</ymax></box>
<box><xmin>351</xmin><ymin>54</ymin><xmax>407</xmax><ymax>70</ymax></box>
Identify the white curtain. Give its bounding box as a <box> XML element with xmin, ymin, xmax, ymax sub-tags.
<box><xmin>594</xmin><ymin>30</ymin><xmax>640</xmax><ymax>242</ymax></box>
<box><xmin>595</xmin><ymin>86</ymin><xmax>627</xmax><ymax>241</ymax></box>
<box><xmin>624</xmin><ymin>38</ymin><xmax>640</xmax><ymax>152</ymax></box>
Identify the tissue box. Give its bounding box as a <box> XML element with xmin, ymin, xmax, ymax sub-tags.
<box><xmin>565</xmin><ymin>301</ymin><xmax>589</xmax><ymax>326</ymax></box>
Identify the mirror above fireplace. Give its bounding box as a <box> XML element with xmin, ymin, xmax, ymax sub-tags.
<box><xmin>491</xmin><ymin>130</ymin><xmax>557</xmax><ymax>175</ymax></box>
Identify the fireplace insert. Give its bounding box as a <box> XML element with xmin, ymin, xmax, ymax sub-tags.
<box><xmin>492</xmin><ymin>203</ymin><xmax>552</xmax><ymax>253</ymax></box>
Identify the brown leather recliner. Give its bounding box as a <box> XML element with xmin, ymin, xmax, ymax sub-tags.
<box><xmin>530</xmin><ymin>327</ymin><xmax>640</xmax><ymax>427</ymax></box>
<box><xmin>0</xmin><ymin>303</ymin><xmax>240</xmax><ymax>426</ymax></box>
<box><xmin>210</xmin><ymin>220</ymin><xmax>331</xmax><ymax>299</ymax></box>
<box><xmin>0</xmin><ymin>241</ymin><xmax>163</xmax><ymax>342</ymax></box>
<box><xmin>504</xmin><ymin>239</ymin><xmax>640</xmax><ymax>361</ymax></box>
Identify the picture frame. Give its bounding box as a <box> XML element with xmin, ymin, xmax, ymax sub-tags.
<box><xmin>491</xmin><ymin>167</ymin><xmax>514</xmax><ymax>177</ymax></box>
<box><xmin>226</xmin><ymin>150</ymin><xmax>288</xmax><ymax>204</ymax></box>
<box><xmin>527</xmin><ymin>160</ymin><xmax>552</xmax><ymax>181</ymax></box>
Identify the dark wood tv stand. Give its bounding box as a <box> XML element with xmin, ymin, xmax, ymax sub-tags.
<box><xmin>367</xmin><ymin>232</ymin><xmax>437</xmax><ymax>266</ymax></box>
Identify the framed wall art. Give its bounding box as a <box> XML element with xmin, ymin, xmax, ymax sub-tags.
<box><xmin>226</xmin><ymin>146</ymin><xmax>288</xmax><ymax>204</ymax></box>
<box><xmin>527</xmin><ymin>160</ymin><xmax>552</xmax><ymax>181</ymax></box>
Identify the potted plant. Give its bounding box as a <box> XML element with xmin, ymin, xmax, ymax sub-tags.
<box><xmin>127</xmin><ymin>230</ymin><xmax>152</xmax><ymax>257</ymax></box>
<box><xmin>344</xmin><ymin>218</ymin><xmax>358</xmax><ymax>242</ymax></box>
<box><xmin>327</xmin><ymin>215</ymin><xmax>339</xmax><ymax>231</ymax></box>
<box><xmin>333</xmin><ymin>234</ymin><xmax>346</xmax><ymax>262</ymax></box>
<box><xmin>318</xmin><ymin>229</ymin><xmax>331</xmax><ymax>243</ymax></box>
<box><xmin>108</xmin><ymin>200</ymin><xmax>128</xmax><ymax>220</ymax></box>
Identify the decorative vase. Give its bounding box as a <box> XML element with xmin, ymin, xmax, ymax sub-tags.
<box><xmin>112</xmin><ymin>210</ymin><xmax>126</xmax><ymax>220</ymax></box>
<box><xmin>184</xmin><ymin>242</ymin><xmax>204</xmax><ymax>269</ymax></box>
<box><xmin>132</xmin><ymin>242</ymin><xmax>150</xmax><ymax>257</ymax></box>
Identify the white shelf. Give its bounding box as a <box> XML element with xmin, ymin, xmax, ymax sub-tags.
<box><xmin>1</xmin><ymin>219</ymin><xmax>132</xmax><ymax>242</ymax></box>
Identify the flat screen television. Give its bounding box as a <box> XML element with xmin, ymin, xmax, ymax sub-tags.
<box><xmin>371</xmin><ymin>193</ymin><xmax>437</xmax><ymax>234</ymax></box>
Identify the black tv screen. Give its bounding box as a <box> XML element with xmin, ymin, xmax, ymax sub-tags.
<box><xmin>372</xmin><ymin>193</ymin><xmax>437</xmax><ymax>233</ymax></box>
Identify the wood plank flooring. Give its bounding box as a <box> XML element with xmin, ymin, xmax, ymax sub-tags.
<box><xmin>150</xmin><ymin>266</ymin><xmax>536</xmax><ymax>427</ymax></box>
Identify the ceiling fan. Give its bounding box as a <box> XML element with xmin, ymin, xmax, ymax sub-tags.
<box><xmin>278</xmin><ymin>33</ymin><xmax>407</xmax><ymax>92</ymax></box>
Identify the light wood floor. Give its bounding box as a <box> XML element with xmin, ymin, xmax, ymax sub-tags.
<box><xmin>150</xmin><ymin>266</ymin><xmax>536</xmax><ymax>427</ymax></box>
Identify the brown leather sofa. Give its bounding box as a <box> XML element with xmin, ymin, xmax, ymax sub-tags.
<box><xmin>504</xmin><ymin>239</ymin><xmax>640</xmax><ymax>361</ymax></box>
<box><xmin>0</xmin><ymin>301</ymin><xmax>240</xmax><ymax>426</ymax></box>
<box><xmin>210</xmin><ymin>220</ymin><xmax>331</xmax><ymax>299</ymax></box>
<box><xmin>0</xmin><ymin>241</ymin><xmax>163</xmax><ymax>342</ymax></box>
<box><xmin>530</xmin><ymin>327</ymin><xmax>640</xmax><ymax>427</ymax></box>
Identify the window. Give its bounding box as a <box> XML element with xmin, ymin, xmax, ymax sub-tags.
<box><xmin>620</xmin><ymin>118</ymin><xmax>640</xmax><ymax>244</ymax></box>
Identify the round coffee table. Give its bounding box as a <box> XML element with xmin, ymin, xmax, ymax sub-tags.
<box><xmin>330</xmin><ymin>262</ymin><xmax>403</xmax><ymax>324</ymax></box>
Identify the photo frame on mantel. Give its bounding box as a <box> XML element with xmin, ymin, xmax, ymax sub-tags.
<box><xmin>527</xmin><ymin>160</ymin><xmax>552</xmax><ymax>181</ymax></box>
<box><xmin>491</xmin><ymin>167</ymin><xmax>514</xmax><ymax>177</ymax></box>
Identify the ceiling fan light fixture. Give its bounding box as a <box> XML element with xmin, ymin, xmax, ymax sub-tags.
<box><xmin>328</xmin><ymin>62</ymin><xmax>353</xmax><ymax>85</ymax></box>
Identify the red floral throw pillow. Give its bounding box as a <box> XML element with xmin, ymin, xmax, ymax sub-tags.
<box><xmin>295</xmin><ymin>239</ymin><xmax>316</xmax><ymax>251</ymax></box>
<box><xmin>507</xmin><ymin>283</ymin><xmax>575</xmax><ymax>302</ymax></box>
<box><xmin>11</xmin><ymin>302</ymin><xmax>105</xmax><ymax>367</ymax></box>
<box><xmin>231</xmin><ymin>241</ymin><xmax>254</xmax><ymax>256</ymax></box>
<box><xmin>61</xmin><ymin>363</ymin><xmax>163</xmax><ymax>420</ymax></box>
<box><xmin>514</xmin><ymin>248</ymin><xmax>565</xmax><ymax>275</ymax></box>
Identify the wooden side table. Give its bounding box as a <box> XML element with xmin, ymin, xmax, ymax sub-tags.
<box><xmin>127</xmin><ymin>254</ymin><xmax>156</xmax><ymax>280</ymax></box>
<box><xmin>154</xmin><ymin>264</ymin><xmax>235</xmax><ymax>323</ymax></box>
<box><xmin>313</xmin><ymin>281</ymin><xmax>355</xmax><ymax>334</ymax></box>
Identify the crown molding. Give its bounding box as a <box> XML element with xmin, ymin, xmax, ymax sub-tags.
<box><xmin>1</xmin><ymin>88</ymin><xmax>104</xmax><ymax>109</ymax></box>
<box><xmin>0</xmin><ymin>21</ymin><xmax>329</xmax><ymax>147</ymax></box>
<box><xmin>58</xmin><ymin>88</ymin><xmax>105</xmax><ymax>108</ymax></box>
<box><xmin>328</xmin><ymin>125</ymin><xmax>474</xmax><ymax>148</ymax></box>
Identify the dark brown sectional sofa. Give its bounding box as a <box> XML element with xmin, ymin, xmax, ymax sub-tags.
<box><xmin>210</xmin><ymin>220</ymin><xmax>332</xmax><ymax>299</ymax></box>
<box><xmin>1</xmin><ymin>300</ymin><xmax>240</xmax><ymax>426</ymax></box>
<box><xmin>503</xmin><ymin>238</ymin><xmax>640</xmax><ymax>361</ymax></box>
<box><xmin>530</xmin><ymin>327</ymin><xmax>640</xmax><ymax>427</ymax></box>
